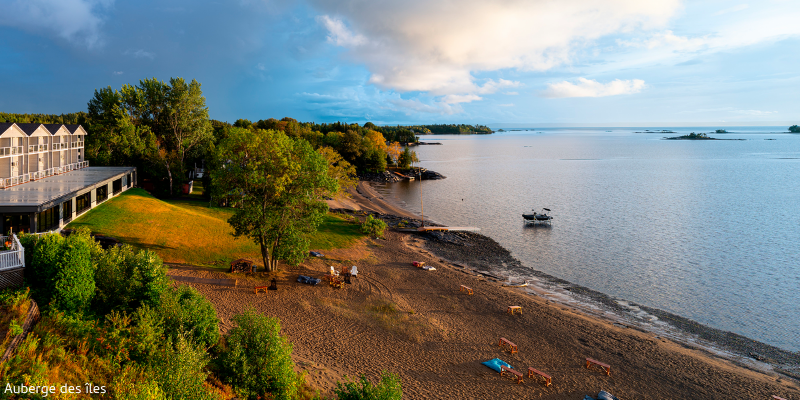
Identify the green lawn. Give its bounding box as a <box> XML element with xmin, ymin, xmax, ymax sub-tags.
<box><xmin>67</xmin><ymin>188</ymin><xmax>364</xmax><ymax>267</ymax></box>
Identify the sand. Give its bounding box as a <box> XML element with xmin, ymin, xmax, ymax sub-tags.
<box><xmin>166</xmin><ymin>184</ymin><xmax>800</xmax><ymax>399</ymax></box>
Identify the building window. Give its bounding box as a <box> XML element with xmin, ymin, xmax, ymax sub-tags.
<box><xmin>3</xmin><ymin>214</ymin><xmax>30</xmax><ymax>235</ymax></box>
<box><xmin>63</xmin><ymin>199</ymin><xmax>73</xmax><ymax>223</ymax></box>
<box><xmin>113</xmin><ymin>178</ymin><xmax>122</xmax><ymax>195</ymax></box>
<box><xmin>36</xmin><ymin>206</ymin><xmax>59</xmax><ymax>233</ymax></box>
<box><xmin>76</xmin><ymin>192</ymin><xmax>91</xmax><ymax>215</ymax></box>
<box><xmin>96</xmin><ymin>185</ymin><xmax>108</xmax><ymax>203</ymax></box>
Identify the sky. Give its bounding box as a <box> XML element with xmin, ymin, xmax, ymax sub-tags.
<box><xmin>1</xmin><ymin>0</ymin><xmax>799</xmax><ymax>126</ymax></box>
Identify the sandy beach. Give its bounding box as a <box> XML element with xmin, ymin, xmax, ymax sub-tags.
<box><xmin>167</xmin><ymin>182</ymin><xmax>800</xmax><ymax>399</ymax></box>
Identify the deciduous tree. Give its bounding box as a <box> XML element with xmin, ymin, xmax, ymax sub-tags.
<box><xmin>211</xmin><ymin>128</ymin><xmax>337</xmax><ymax>271</ymax></box>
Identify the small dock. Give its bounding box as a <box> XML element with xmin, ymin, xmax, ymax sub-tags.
<box><xmin>392</xmin><ymin>171</ymin><xmax>415</xmax><ymax>181</ymax></box>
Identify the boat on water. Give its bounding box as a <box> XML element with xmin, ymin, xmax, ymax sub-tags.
<box><xmin>522</xmin><ymin>208</ymin><xmax>553</xmax><ymax>224</ymax></box>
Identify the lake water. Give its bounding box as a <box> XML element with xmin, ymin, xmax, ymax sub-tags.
<box><xmin>376</xmin><ymin>127</ymin><xmax>800</xmax><ymax>352</ymax></box>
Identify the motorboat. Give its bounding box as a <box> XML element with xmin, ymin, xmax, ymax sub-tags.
<box><xmin>522</xmin><ymin>208</ymin><xmax>553</xmax><ymax>224</ymax></box>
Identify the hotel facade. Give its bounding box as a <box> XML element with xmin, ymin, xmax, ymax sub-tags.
<box><xmin>0</xmin><ymin>123</ymin><xmax>136</xmax><ymax>234</ymax></box>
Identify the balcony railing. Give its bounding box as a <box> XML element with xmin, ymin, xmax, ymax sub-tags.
<box><xmin>0</xmin><ymin>160</ymin><xmax>89</xmax><ymax>189</ymax></box>
<box><xmin>27</xmin><ymin>144</ymin><xmax>48</xmax><ymax>153</ymax></box>
<box><xmin>0</xmin><ymin>234</ymin><xmax>24</xmax><ymax>272</ymax></box>
<box><xmin>52</xmin><ymin>143</ymin><xmax>68</xmax><ymax>151</ymax></box>
<box><xmin>0</xmin><ymin>147</ymin><xmax>23</xmax><ymax>157</ymax></box>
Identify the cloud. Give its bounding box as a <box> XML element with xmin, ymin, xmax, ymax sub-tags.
<box><xmin>317</xmin><ymin>15</ymin><xmax>367</xmax><ymax>47</ymax></box>
<box><xmin>389</xmin><ymin>98</ymin><xmax>463</xmax><ymax>115</ymax></box>
<box><xmin>617</xmin><ymin>30</ymin><xmax>708</xmax><ymax>51</ymax></box>
<box><xmin>714</xmin><ymin>4</ymin><xmax>749</xmax><ymax>16</ymax></box>
<box><xmin>442</xmin><ymin>94</ymin><xmax>482</xmax><ymax>104</ymax></box>
<box><xmin>498</xmin><ymin>103</ymin><xmax>515</xmax><ymax>107</ymax></box>
<box><xmin>541</xmin><ymin>78</ymin><xmax>645</xmax><ymax>98</ymax></box>
<box><xmin>112</xmin><ymin>71</ymin><xmax>123</xmax><ymax>75</ymax></box>
<box><xmin>0</xmin><ymin>0</ymin><xmax>112</xmax><ymax>48</ymax></box>
<box><xmin>504</xmin><ymin>92</ymin><xmax>519</xmax><ymax>95</ymax></box>
<box><xmin>123</xmin><ymin>49</ymin><xmax>155</xmax><ymax>59</ymax></box>
<box><xmin>312</xmin><ymin>0</ymin><xmax>680</xmax><ymax>96</ymax></box>
<box><xmin>733</xmin><ymin>109</ymin><xmax>777</xmax><ymax>116</ymax></box>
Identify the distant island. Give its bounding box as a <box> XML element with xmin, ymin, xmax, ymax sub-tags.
<box><xmin>664</xmin><ymin>132</ymin><xmax>745</xmax><ymax>140</ymax></box>
<box><xmin>404</xmin><ymin>124</ymin><xmax>493</xmax><ymax>135</ymax></box>
<box><xmin>715</xmin><ymin>129</ymin><xmax>728</xmax><ymax>133</ymax></box>
<box><xmin>790</xmin><ymin>125</ymin><xmax>799</xmax><ymax>133</ymax></box>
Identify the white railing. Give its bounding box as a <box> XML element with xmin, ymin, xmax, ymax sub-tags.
<box><xmin>0</xmin><ymin>147</ymin><xmax>23</xmax><ymax>157</ymax></box>
<box><xmin>0</xmin><ymin>234</ymin><xmax>24</xmax><ymax>271</ymax></box>
<box><xmin>0</xmin><ymin>160</ymin><xmax>89</xmax><ymax>188</ymax></box>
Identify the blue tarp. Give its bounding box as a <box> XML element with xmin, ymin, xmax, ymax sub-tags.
<box><xmin>481</xmin><ymin>358</ymin><xmax>511</xmax><ymax>373</ymax></box>
<box><xmin>297</xmin><ymin>275</ymin><xmax>321</xmax><ymax>285</ymax></box>
<box><xmin>584</xmin><ymin>390</ymin><xmax>620</xmax><ymax>400</ymax></box>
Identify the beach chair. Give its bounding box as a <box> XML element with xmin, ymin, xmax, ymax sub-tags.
<box><xmin>350</xmin><ymin>265</ymin><xmax>358</xmax><ymax>277</ymax></box>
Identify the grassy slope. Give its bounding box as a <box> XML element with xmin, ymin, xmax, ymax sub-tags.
<box><xmin>67</xmin><ymin>188</ymin><xmax>363</xmax><ymax>267</ymax></box>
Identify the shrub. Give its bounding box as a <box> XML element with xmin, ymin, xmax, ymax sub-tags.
<box><xmin>333</xmin><ymin>371</ymin><xmax>402</xmax><ymax>400</ymax></box>
<box><xmin>51</xmin><ymin>229</ymin><xmax>95</xmax><ymax>315</ymax></box>
<box><xmin>26</xmin><ymin>229</ymin><xmax>95</xmax><ymax>315</ymax></box>
<box><xmin>94</xmin><ymin>246</ymin><xmax>169</xmax><ymax>315</ymax></box>
<box><xmin>361</xmin><ymin>215</ymin><xmax>387</xmax><ymax>239</ymax></box>
<box><xmin>159</xmin><ymin>285</ymin><xmax>220</xmax><ymax>348</ymax></box>
<box><xmin>152</xmin><ymin>332</ymin><xmax>221</xmax><ymax>400</ymax></box>
<box><xmin>219</xmin><ymin>308</ymin><xmax>299</xmax><ymax>400</ymax></box>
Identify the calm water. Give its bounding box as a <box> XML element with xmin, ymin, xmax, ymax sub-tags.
<box><xmin>377</xmin><ymin>127</ymin><xmax>800</xmax><ymax>352</ymax></box>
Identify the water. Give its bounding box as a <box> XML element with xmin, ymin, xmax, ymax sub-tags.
<box><xmin>376</xmin><ymin>127</ymin><xmax>800</xmax><ymax>352</ymax></box>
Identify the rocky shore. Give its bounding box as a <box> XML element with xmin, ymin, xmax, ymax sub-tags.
<box><xmin>359</xmin><ymin>168</ymin><xmax>446</xmax><ymax>183</ymax></box>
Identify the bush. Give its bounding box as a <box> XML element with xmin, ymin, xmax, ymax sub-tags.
<box><xmin>334</xmin><ymin>372</ymin><xmax>402</xmax><ymax>400</ymax></box>
<box><xmin>152</xmin><ymin>332</ymin><xmax>221</xmax><ymax>400</ymax></box>
<box><xmin>361</xmin><ymin>215</ymin><xmax>387</xmax><ymax>239</ymax></box>
<box><xmin>52</xmin><ymin>230</ymin><xmax>95</xmax><ymax>315</ymax></box>
<box><xmin>219</xmin><ymin>308</ymin><xmax>299</xmax><ymax>400</ymax></box>
<box><xmin>26</xmin><ymin>229</ymin><xmax>95</xmax><ymax>315</ymax></box>
<box><xmin>94</xmin><ymin>246</ymin><xmax>169</xmax><ymax>315</ymax></box>
<box><xmin>159</xmin><ymin>285</ymin><xmax>220</xmax><ymax>348</ymax></box>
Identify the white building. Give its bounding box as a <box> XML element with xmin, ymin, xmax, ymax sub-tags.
<box><xmin>0</xmin><ymin>123</ymin><xmax>136</xmax><ymax>233</ymax></box>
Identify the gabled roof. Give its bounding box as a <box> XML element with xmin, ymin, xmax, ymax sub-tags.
<box><xmin>43</xmin><ymin>124</ymin><xmax>64</xmax><ymax>134</ymax></box>
<box><xmin>0</xmin><ymin>123</ymin><xmax>14</xmax><ymax>134</ymax></box>
<box><xmin>0</xmin><ymin>123</ymin><xmax>27</xmax><ymax>138</ymax></box>
<box><xmin>65</xmin><ymin>124</ymin><xmax>87</xmax><ymax>135</ymax></box>
<box><xmin>43</xmin><ymin>124</ymin><xmax>70</xmax><ymax>136</ymax></box>
<box><xmin>15</xmin><ymin>123</ymin><xmax>50</xmax><ymax>136</ymax></box>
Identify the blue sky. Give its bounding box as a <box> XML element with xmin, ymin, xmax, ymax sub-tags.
<box><xmin>1</xmin><ymin>0</ymin><xmax>799</xmax><ymax>126</ymax></box>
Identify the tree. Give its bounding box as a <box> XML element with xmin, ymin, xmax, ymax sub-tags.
<box><xmin>87</xmin><ymin>77</ymin><xmax>212</xmax><ymax>196</ymax></box>
<box><xmin>219</xmin><ymin>309</ymin><xmax>299</xmax><ymax>399</ymax></box>
<box><xmin>386</xmin><ymin>142</ymin><xmax>402</xmax><ymax>166</ymax></box>
<box><xmin>398</xmin><ymin>147</ymin><xmax>418</xmax><ymax>170</ymax></box>
<box><xmin>790</xmin><ymin>125</ymin><xmax>799</xmax><ymax>133</ymax></box>
<box><xmin>318</xmin><ymin>146</ymin><xmax>357</xmax><ymax>195</ymax></box>
<box><xmin>211</xmin><ymin>128</ymin><xmax>337</xmax><ymax>271</ymax></box>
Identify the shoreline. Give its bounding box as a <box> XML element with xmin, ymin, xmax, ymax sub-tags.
<box><xmin>344</xmin><ymin>181</ymin><xmax>800</xmax><ymax>380</ymax></box>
